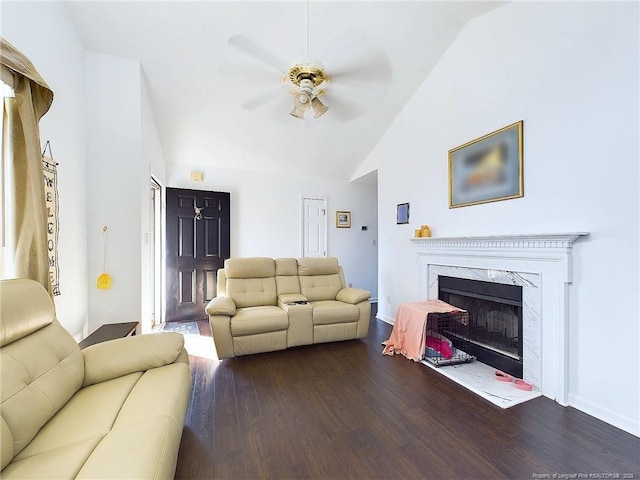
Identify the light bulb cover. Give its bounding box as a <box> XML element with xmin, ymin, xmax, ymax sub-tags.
<box><xmin>311</xmin><ymin>96</ymin><xmax>328</xmax><ymax>118</ymax></box>
<box><xmin>290</xmin><ymin>107</ymin><xmax>305</xmax><ymax>119</ymax></box>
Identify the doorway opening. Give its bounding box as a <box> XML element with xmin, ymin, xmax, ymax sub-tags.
<box><xmin>165</xmin><ymin>187</ymin><xmax>231</xmax><ymax>323</ymax></box>
<box><xmin>150</xmin><ymin>177</ymin><xmax>163</xmax><ymax>328</ymax></box>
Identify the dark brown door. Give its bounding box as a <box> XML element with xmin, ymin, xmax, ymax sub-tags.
<box><xmin>166</xmin><ymin>188</ymin><xmax>230</xmax><ymax>322</ymax></box>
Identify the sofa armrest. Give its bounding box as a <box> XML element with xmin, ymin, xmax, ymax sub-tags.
<box><xmin>205</xmin><ymin>296</ymin><xmax>236</xmax><ymax>316</ymax></box>
<box><xmin>82</xmin><ymin>332</ymin><xmax>185</xmax><ymax>387</ymax></box>
<box><xmin>336</xmin><ymin>288</ymin><xmax>371</xmax><ymax>305</ymax></box>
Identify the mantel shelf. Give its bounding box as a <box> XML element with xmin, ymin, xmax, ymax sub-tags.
<box><xmin>410</xmin><ymin>232</ymin><xmax>589</xmax><ymax>249</ymax></box>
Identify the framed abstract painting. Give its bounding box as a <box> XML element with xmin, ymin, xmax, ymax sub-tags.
<box><xmin>449</xmin><ymin>121</ymin><xmax>524</xmax><ymax>208</ymax></box>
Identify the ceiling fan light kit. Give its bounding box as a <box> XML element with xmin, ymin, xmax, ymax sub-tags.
<box><xmin>290</xmin><ymin>91</ymin><xmax>312</xmax><ymax>118</ymax></box>
<box><xmin>287</xmin><ymin>64</ymin><xmax>329</xmax><ymax>120</ymax></box>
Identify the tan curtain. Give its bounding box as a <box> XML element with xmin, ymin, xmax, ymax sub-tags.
<box><xmin>1</xmin><ymin>37</ymin><xmax>54</xmax><ymax>297</ymax></box>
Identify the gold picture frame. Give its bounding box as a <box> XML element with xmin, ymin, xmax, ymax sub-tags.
<box><xmin>449</xmin><ymin>121</ymin><xmax>524</xmax><ymax>208</ymax></box>
<box><xmin>336</xmin><ymin>211</ymin><xmax>351</xmax><ymax>228</ymax></box>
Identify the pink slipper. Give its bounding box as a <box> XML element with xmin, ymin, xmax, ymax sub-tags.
<box><xmin>495</xmin><ymin>370</ymin><xmax>513</xmax><ymax>382</ymax></box>
<box><xmin>514</xmin><ymin>379</ymin><xmax>533</xmax><ymax>391</ymax></box>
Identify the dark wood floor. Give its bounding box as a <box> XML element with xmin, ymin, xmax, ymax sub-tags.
<box><xmin>175</xmin><ymin>306</ymin><xmax>639</xmax><ymax>479</ymax></box>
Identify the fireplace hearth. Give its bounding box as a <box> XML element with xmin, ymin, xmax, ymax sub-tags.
<box><xmin>438</xmin><ymin>275</ymin><xmax>523</xmax><ymax>378</ymax></box>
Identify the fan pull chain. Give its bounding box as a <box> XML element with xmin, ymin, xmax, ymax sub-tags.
<box><xmin>102</xmin><ymin>226</ymin><xmax>108</xmax><ymax>272</ymax></box>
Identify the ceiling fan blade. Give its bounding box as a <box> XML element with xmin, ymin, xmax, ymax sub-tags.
<box><xmin>228</xmin><ymin>33</ymin><xmax>289</xmax><ymax>74</ymax></box>
<box><xmin>320</xmin><ymin>26</ymin><xmax>391</xmax><ymax>84</ymax></box>
<box><xmin>241</xmin><ymin>86</ymin><xmax>287</xmax><ymax>111</ymax></box>
<box><xmin>328</xmin><ymin>78</ymin><xmax>389</xmax><ymax>104</ymax></box>
<box><xmin>320</xmin><ymin>96</ymin><xmax>366</xmax><ymax>122</ymax></box>
<box><xmin>319</xmin><ymin>26</ymin><xmax>368</xmax><ymax>71</ymax></box>
<box><xmin>329</xmin><ymin>52</ymin><xmax>392</xmax><ymax>85</ymax></box>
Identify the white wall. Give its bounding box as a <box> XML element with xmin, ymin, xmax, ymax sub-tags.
<box><xmin>141</xmin><ymin>78</ymin><xmax>166</xmax><ymax>184</ymax></box>
<box><xmin>85</xmin><ymin>52</ymin><xmax>144</xmax><ymax>332</ymax></box>
<box><xmin>369</xmin><ymin>2</ymin><xmax>639</xmax><ymax>435</ymax></box>
<box><xmin>167</xmin><ymin>163</ymin><xmax>378</xmax><ymax>298</ymax></box>
<box><xmin>2</xmin><ymin>1</ymin><xmax>88</xmax><ymax>339</ymax></box>
<box><xmin>140</xmin><ymin>76</ymin><xmax>167</xmax><ymax>332</ymax></box>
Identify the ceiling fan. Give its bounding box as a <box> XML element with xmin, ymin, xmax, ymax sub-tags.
<box><xmin>227</xmin><ymin>19</ymin><xmax>391</xmax><ymax>121</ymax></box>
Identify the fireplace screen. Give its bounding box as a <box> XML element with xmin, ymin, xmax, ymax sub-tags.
<box><xmin>438</xmin><ymin>276</ymin><xmax>523</xmax><ymax>378</ymax></box>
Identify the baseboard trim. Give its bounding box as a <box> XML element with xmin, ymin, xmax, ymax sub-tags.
<box><xmin>568</xmin><ymin>393</ymin><xmax>639</xmax><ymax>437</ymax></box>
<box><xmin>376</xmin><ymin>314</ymin><xmax>395</xmax><ymax>325</ymax></box>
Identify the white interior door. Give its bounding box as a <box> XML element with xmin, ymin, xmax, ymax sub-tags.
<box><xmin>302</xmin><ymin>197</ymin><xmax>327</xmax><ymax>257</ymax></box>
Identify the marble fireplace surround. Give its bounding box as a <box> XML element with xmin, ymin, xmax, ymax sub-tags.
<box><xmin>412</xmin><ymin>233</ymin><xmax>588</xmax><ymax>406</ymax></box>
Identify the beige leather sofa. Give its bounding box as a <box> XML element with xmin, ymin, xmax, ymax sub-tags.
<box><xmin>0</xmin><ymin>279</ymin><xmax>192</xmax><ymax>479</ymax></box>
<box><xmin>205</xmin><ymin>257</ymin><xmax>371</xmax><ymax>359</ymax></box>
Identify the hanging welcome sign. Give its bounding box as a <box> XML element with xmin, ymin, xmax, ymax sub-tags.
<box><xmin>42</xmin><ymin>141</ymin><xmax>60</xmax><ymax>295</ymax></box>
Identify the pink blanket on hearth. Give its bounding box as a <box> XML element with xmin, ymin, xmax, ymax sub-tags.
<box><xmin>382</xmin><ymin>299</ymin><xmax>467</xmax><ymax>362</ymax></box>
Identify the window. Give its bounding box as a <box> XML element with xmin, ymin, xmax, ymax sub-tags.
<box><xmin>0</xmin><ymin>79</ymin><xmax>15</xmax><ymax>278</ymax></box>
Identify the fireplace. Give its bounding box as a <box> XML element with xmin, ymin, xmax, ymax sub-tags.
<box><xmin>410</xmin><ymin>232</ymin><xmax>588</xmax><ymax>404</ymax></box>
<box><xmin>438</xmin><ymin>276</ymin><xmax>523</xmax><ymax>378</ymax></box>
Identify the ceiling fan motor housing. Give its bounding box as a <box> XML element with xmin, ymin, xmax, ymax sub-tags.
<box><xmin>287</xmin><ymin>63</ymin><xmax>328</xmax><ymax>89</ymax></box>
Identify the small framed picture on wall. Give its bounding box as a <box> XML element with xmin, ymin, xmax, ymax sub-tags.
<box><xmin>397</xmin><ymin>203</ymin><xmax>410</xmax><ymax>224</ymax></box>
<box><xmin>336</xmin><ymin>211</ymin><xmax>351</xmax><ymax>228</ymax></box>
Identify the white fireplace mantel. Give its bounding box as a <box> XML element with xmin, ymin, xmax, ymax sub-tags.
<box><xmin>412</xmin><ymin>232</ymin><xmax>588</xmax><ymax>405</ymax></box>
<box><xmin>410</xmin><ymin>232</ymin><xmax>588</xmax><ymax>248</ymax></box>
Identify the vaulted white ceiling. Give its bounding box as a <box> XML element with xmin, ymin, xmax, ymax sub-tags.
<box><xmin>65</xmin><ymin>1</ymin><xmax>503</xmax><ymax>181</ymax></box>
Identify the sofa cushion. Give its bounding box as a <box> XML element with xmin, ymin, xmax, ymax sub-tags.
<box><xmin>225</xmin><ymin>257</ymin><xmax>275</xmax><ymax>279</ymax></box>
<box><xmin>1</xmin><ymin>418</ymin><xmax>13</xmax><ymax>471</ymax></box>
<box><xmin>12</xmin><ymin>373</ymin><xmax>142</xmax><ymax>462</ymax></box>
<box><xmin>76</xmin><ymin>417</ymin><xmax>182</xmax><ymax>480</ymax></box>
<box><xmin>1</xmin><ymin>437</ymin><xmax>103</xmax><ymax>479</ymax></box>
<box><xmin>227</xmin><ymin>277</ymin><xmax>278</xmax><ymax>308</ymax></box>
<box><xmin>299</xmin><ymin>274</ymin><xmax>343</xmax><ymax>302</ymax></box>
<box><xmin>310</xmin><ymin>300</ymin><xmax>359</xmax><ymax>325</ymax></box>
<box><xmin>276</xmin><ymin>276</ymin><xmax>301</xmax><ymax>296</ymax></box>
<box><xmin>275</xmin><ymin>258</ymin><xmax>298</xmax><ymax>276</ymax></box>
<box><xmin>0</xmin><ymin>279</ymin><xmax>54</xmax><ymax>347</ymax></box>
<box><xmin>1</xmin><ymin>321</ymin><xmax>84</xmax><ymax>459</ymax></box>
<box><xmin>297</xmin><ymin>257</ymin><xmax>339</xmax><ymax>276</ymax></box>
<box><xmin>112</xmin><ymin>363</ymin><xmax>190</xmax><ymax>429</ymax></box>
<box><xmin>77</xmin><ymin>363</ymin><xmax>191</xmax><ymax>480</ymax></box>
<box><xmin>231</xmin><ymin>306</ymin><xmax>289</xmax><ymax>336</ymax></box>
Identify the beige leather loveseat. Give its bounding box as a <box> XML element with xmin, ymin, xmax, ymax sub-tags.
<box><xmin>0</xmin><ymin>279</ymin><xmax>192</xmax><ymax>479</ymax></box>
<box><xmin>205</xmin><ymin>257</ymin><xmax>371</xmax><ymax>359</ymax></box>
